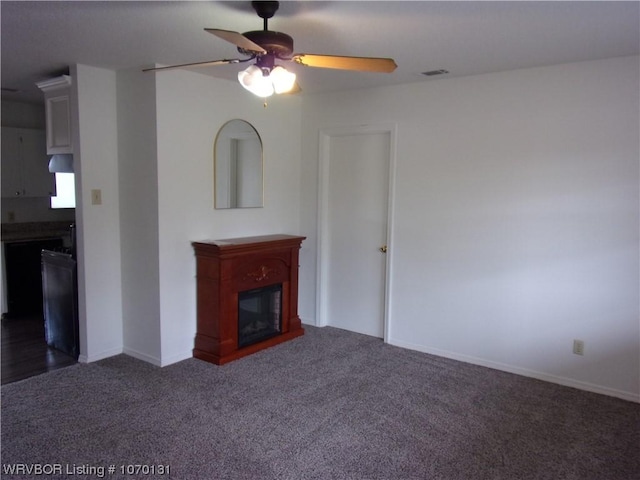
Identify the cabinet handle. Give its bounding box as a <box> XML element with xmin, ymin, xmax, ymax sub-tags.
<box><xmin>15</xmin><ymin>191</ymin><xmax>20</xmax><ymax>196</ymax></box>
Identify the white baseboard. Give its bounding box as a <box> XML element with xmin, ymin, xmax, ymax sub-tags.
<box><xmin>159</xmin><ymin>350</ymin><xmax>192</xmax><ymax>367</ymax></box>
<box><xmin>300</xmin><ymin>317</ymin><xmax>317</xmax><ymax>327</ymax></box>
<box><xmin>80</xmin><ymin>346</ymin><xmax>191</xmax><ymax>368</ymax></box>
<box><xmin>388</xmin><ymin>337</ymin><xmax>639</xmax><ymax>404</ymax></box>
<box><xmin>122</xmin><ymin>347</ymin><xmax>162</xmax><ymax>367</ymax></box>
<box><xmin>78</xmin><ymin>346</ymin><xmax>124</xmax><ymax>364</ymax></box>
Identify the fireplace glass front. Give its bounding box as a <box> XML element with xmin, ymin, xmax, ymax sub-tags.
<box><xmin>238</xmin><ymin>284</ymin><xmax>282</xmax><ymax>348</ymax></box>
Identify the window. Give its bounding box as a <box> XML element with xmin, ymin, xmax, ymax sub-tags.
<box><xmin>50</xmin><ymin>172</ymin><xmax>76</xmax><ymax>209</ymax></box>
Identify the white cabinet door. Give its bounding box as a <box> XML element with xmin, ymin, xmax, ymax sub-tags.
<box><xmin>45</xmin><ymin>94</ymin><xmax>72</xmax><ymax>154</ymax></box>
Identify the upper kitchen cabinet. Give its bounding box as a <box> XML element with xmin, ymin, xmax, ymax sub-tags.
<box><xmin>1</xmin><ymin>127</ymin><xmax>56</xmax><ymax>198</ymax></box>
<box><xmin>36</xmin><ymin>75</ymin><xmax>73</xmax><ymax>154</ymax></box>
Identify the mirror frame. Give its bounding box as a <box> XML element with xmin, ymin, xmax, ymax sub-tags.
<box><xmin>214</xmin><ymin>119</ymin><xmax>264</xmax><ymax>209</ymax></box>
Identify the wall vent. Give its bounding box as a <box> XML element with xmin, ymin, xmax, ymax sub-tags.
<box><xmin>421</xmin><ymin>69</ymin><xmax>449</xmax><ymax>77</ymax></box>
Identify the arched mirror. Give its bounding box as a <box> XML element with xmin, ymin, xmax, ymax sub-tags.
<box><xmin>214</xmin><ymin>119</ymin><xmax>263</xmax><ymax>209</ymax></box>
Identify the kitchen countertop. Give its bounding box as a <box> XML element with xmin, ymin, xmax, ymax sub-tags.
<box><xmin>1</xmin><ymin>221</ymin><xmax>74</xmax><ymax>242</ymax></box>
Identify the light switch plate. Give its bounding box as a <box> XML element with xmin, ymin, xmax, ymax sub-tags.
<box><xmin>91</xmin><ymin>189</ymin><xmax>102</xmax><ymax>205</ymax></box>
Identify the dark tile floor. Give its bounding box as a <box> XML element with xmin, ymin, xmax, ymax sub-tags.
<box><xmin>1</xmin><ymin>314</ymin><xmax>77</xmax><ymax>385</ymax></box>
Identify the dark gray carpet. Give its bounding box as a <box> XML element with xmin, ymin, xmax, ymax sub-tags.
<box><xmin>2</xmin><ymin>326</ymin><xmax>639</xmax><ymax>480</ymax></box>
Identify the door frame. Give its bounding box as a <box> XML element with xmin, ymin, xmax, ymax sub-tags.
<box><xmin>316</xmin><ymin>123</ymin><xmax>397</xmax><ymax>342</ymax></box>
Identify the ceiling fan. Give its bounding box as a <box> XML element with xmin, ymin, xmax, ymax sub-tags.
<box><xmin>143</xmin><ymin>1</ymin><xmax>397</xmax><ymax>97</ymax></box>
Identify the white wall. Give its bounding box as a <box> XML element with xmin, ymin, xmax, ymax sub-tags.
<box><xmin>72</xmin><ymin>64</ymin><xmax>124</xmax><ymax>362</ymax></box>
<box><xmin>73</xmin><ymin>66</ymin><xmax>302</xmax><ymax>367</ymax></box>
<box><xmin>117</xmin><ymin>68</ymin><xmax>161</xmax><ymax>365</ymax></box>
<box><xmin>154</xmin><ymin>71</ymin><xmax>302</xmax><ymax>365</ymax></box>
<box><xmin>300</xmin><ymin>56</ymin><xmax>640</xmax><ymax>401</ymax></box>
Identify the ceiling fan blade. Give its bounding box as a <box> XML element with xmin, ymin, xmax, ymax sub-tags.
<box><xmin>143</xmin><ymin>59</ymin><xmax>242</xmax><ymax>73</ymax></box>
<box><xmin>291</xmin><ymin>54</ymin><xmax>397</xmax><ymax>73</ymax></box>
<box><xmin>205</xmin><ymin>28</ymin><xmax>266</xmax><ymax>54</ymax></box>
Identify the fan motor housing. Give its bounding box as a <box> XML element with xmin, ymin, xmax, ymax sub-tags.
<box><xmin>241</xmin><ymin>30</ymin><xmax>294</xmax><ymax>57</ymax></box>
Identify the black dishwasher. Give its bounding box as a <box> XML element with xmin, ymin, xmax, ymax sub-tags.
<box><xmin>4</xmin><ymin>238</ymin><xmax>63</xmax><ymax>316</ymax></box>
<box><xmin>41</xmin><ymin>250</ymin><xmax>79</xmax><ymax>359</ymax></box>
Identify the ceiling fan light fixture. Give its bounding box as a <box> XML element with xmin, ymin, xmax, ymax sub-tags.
<box><xmin>237</xmin><ymin>63</ymin><xmax>296</xmax><ymax>97</ymax></box>
<box><xmin>270</xmin><ymin>65</ymin><xmax>296</xmax><ymax>94</ymax></box>
<box><xmin>238</xmin><ymin>64</ymin><xmax>274</xmax><ymax>97</ymax></box>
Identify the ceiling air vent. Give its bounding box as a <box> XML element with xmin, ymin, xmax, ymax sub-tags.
<box><xmin>421</xmin><ymin>69</ymin><xmax>449</xmax><ymax>77</ymax></box>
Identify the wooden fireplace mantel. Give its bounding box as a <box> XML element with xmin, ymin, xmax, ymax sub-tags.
<box><xmin>192</xmin><ymin>234</ymin><xmax>305</xmax><ymax>365</ymax></box>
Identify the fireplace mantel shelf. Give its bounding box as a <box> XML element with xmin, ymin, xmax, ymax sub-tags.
<box><xmin>192</xmin><ymin>234</ymin><xmax>305</xmax><ymax>365</ymax></box>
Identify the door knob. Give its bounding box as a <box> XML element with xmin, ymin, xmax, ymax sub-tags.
<box><xmin>379</xmin><ymin>245</ymin><xmax>388</xmax><ymax>253</ymax></box>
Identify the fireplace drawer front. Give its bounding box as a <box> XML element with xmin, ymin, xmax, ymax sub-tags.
<box><xmin>234</xmin><ymin>257</ymin><xmax>289</xmax><ymax>290</ymax></box>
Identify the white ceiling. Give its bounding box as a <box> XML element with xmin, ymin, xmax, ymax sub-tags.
<box><xmin>2</xmin><ymin>1</ymin><xmax>639</xmax><ymax>103</ymax></box>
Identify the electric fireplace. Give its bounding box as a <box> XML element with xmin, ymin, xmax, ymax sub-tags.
<box><xmin>192</xmin><ymin>234</ymin><xmax>305</xmax><ymax>365</ymax></box>
<box><xmin>238</xmin><ymin>283</ymin><xmax>282</xmax><ymax>348</ymax></box>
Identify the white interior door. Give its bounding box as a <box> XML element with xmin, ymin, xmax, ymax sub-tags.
<box><xmin>318</xmin><ymin>126</ymin><xmax>393</xmax><ymax>338</ymax></box>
